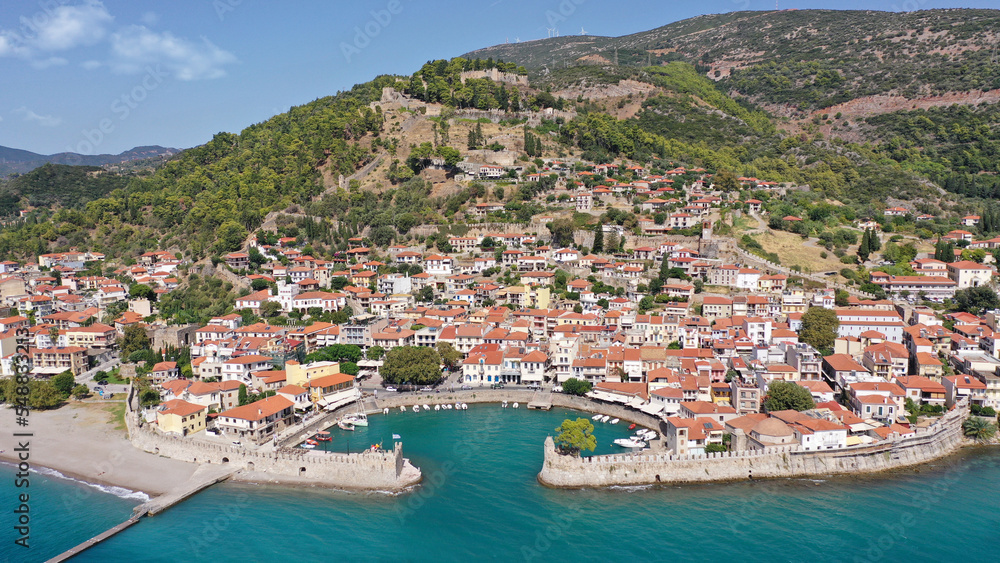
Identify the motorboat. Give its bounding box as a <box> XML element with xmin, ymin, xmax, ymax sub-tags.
<box><xmin>445</xmin><ymin>404</ymin><xmax>453</xmax><ymax>410</ymax></box>
<box><xmin>513</xmin><ymin>402</ymin><xmax>519</xmax><ymax>409</ymax></box>
<box><xmin>412</xmin><ymin>405</ymin><xmax>420</xmax><ymax>413</ymax></box>
<box><xmin>638</xmin><ymin>430</ymin><xmax>658</xmax><ymax>440</ymax></box>
<box><xmin>344</xmin><ymin>412</ymin><xmax>369</xmax><ymax>427</ymax></box>
<box><xmin>383</xmin><ymin>407</ymin><xmax>390</xmax><ymax>415</ymax></box>
<box><xmin>592</xmin><ymin>414</ymin><xmax>602</xmax><ymax>420</ymax></box>
<box><xmin>628</xmin><ymin>423</ymin><xmax>637</xmax><ymax>430</ymax></box>
<box><xmin>461</xmin><ymin>403</ymin><xmax>468</xmax><ymax>410</ymax></box>
<box><xmin>306</xmin><ymin>438</ymin><xmax>319</xmax><ymax>446</ymax></box>
<box><xmin>423</xmin><ymin>404</ymin><xmax>431</xmax><ymax>411</ymax></box>
<box><xmin>400</xmin><ymin>405</ymin><xmax>406</xmax><ymax>412</ymax></box>
<box><xmin>434</xmin><ymin>404</ymin><xmax>441</xmax><ymax>411</ymax></box>
<box><xmin>301</xmin><ymin>443</ymin><xmax>316</xmax><ymax>449</ymax></box>
<box><xmin>502</xmin><ymin>401</ymin><xmax>508</xmax><ymax>408</ymax></box>
<box><xmin>455</xmin><ymin>402</ymin><xmax>462</xmax><ymax>409</ymax></box>
<box><xmin>314</xmin><ymin>431</ymin><xmax>332</xmax><ymax>442</ymax></box>
<box><xmin>613</xmin><ymin>438</ymin><xmax>646</xmax><ymax>448</ymax></box>
<box><xmin>610</xmin><ymin>418</ymin><xmax>620</xmax><ymax>425</ymax></box>
<box><xmin>337</xmin><ymin>420</ymin><xmax>355</xmax><ymax>431</ymax></box>
<box><xmin>600</xmin><ymin>415</ymin><xmax>610</xmax><ymax>423</ymax></box>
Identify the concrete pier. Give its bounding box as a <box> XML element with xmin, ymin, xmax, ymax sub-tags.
<box><xmin>45</xmin><ymin>465</ymin><xmax>235</xmax><ymax>562</ymax></box>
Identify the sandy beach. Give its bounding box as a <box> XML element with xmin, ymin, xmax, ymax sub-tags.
<box><xmin>1</xmin><ymin>400</ymin><xmax>199</xmax><ymax>496</ymax></box>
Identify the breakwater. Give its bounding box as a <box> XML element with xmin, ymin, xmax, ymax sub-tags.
<box><xmin>124</xmin><ymin>387</ymin><xmax>421</xmax><ymax>491</ymax></box>
<box><xmin>539</xmin><ymin>401</ymin><xmax>970</xmax><ymax>487</ymax></box>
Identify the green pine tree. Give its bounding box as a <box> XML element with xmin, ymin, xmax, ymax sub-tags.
<box><xmin>858</xmin><ymin>229</ymin><xmax>871</xmax><ymax>262</ymax></box>
<box><xmin>592</xmin><ymin>224</ymin><xmax>604</xmax><ymax>253</ymax></box>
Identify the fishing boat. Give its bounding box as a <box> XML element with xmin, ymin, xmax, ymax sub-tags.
<box><xmin>600</xmin><ymin>415</ymin><xmax>610</xmax><ymax>423</ymax></box>
<box><xmin>314</xmin><ymin>431</ymin><xmax>332</xmax><ymax>442</ymax></box>
<box><xmin>344</xmin><ymin>391</ymin><xmax>369</xmax><ymax>426</ymax></box>
<box><xmin>628</xmin><ymin>423</ymin><xmax>636</xmax><ymax>430</ymax></box>
<box><xmin>337</xmin><ymin>420</ymin><xmax>355</xmax><ymax>431</ymax></box>
<box><xmin>306</xmin><ymin>438</ymin><xmax>319</xmax><ymax>446</ymax></box>
<box><xmin>610</xmin><ymin>418</ymin><xmax>620</xmax><ymax>425</ymax></box>
<box><xmin>613</xmin><ymin>438</ymin><xmax>646</xmax><ymax>448</ymax></box>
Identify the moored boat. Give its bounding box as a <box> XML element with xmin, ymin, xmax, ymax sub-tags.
<box><xmin>337</xmin><ymin>420</ymin><xmax>355</xmax><ymax>431</ymax></box>
<box><xmin>434</xmin><ymin>404</ymin><xmax>441</xmax><ymax>411</ymax></box>
<box><xmin>610</xmin><ymin>418</ymin><xmax>619</xmax><ymax>425</ymax></box>
<box><xmin>600</xmin><ymin>415</ymin><xmax>610</xmax><ymax>423</ymax></box>
<box><xmin>513</xmin><ymin>402</ymin><xmax>519</xmax><ymax>409</ymax></box>
<box><xmin>461</xmin><ymin>403</ymin><xmax>468</xmax><ymax>410</ymax></box>
<box><xmin>613</xmin><ymin>438</ymin><xmax>646</xmax><ymax>448</ymax></box>
<box><xmin>628</xmin><ymin>423</ymin><xmax>636</xmax><ymax>430</ymax></box>
<box><xmin>592</xmin><ymin>414</ymin><xmax>602</xmax><ymax>420</ymax></box>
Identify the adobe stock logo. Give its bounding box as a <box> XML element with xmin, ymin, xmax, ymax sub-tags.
<box><xmin>340</xmin><ymin>0</ymin><xmax>404</xmax><ymax>64</ymax></box>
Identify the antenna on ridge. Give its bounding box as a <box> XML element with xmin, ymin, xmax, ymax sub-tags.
<box><xmin>581</xmin><ymin>27</ymin><xmax>587</xmax><ymax>35</ymax></box>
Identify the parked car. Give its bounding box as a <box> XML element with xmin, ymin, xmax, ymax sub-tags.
<box><xmin>98</xmin><ymin>380</ymin><xmax>109</xmax><ymax>386</ymax></box>
<box><xmin>385</xmin><ymin>386</ymin><xmax>398</xmax><ymax>392</ymax></box>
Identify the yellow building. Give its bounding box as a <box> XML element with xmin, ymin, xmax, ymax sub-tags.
<box><xmin>157</xmin><ymin>399</ymin><xmax>207</xmax><ymax>436</ymax></box>
<box><xmin>285</xmin><ymin>360</ymin><xmax>341</xmax><ymax>387</ymax></box>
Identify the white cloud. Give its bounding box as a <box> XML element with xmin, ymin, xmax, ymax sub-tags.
<box><xmin>14</xmin><ymin>107</ymin><xmax>61</xmax><ymax>127</ymax></box>
<box><xmin>0</xmin><ymin>3</ymin><xmax>236</xmax><ymax>81</ymax></box>
<box><xmin>109</xmin><ymin>26</ymin><xmax>237</xmax><ymax>80</ymax></box>
<box><xmin>25</xmin><ymin>0</ymin><xmax>114</xmax><ymax>52</ymax></box>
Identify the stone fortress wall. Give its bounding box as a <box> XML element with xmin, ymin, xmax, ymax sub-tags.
<box><xmin>539</xmin><ymin>401</ymin><xmax>970</xmax><ymax>487</ymax></box>
<box><xmin>124</xmin><ymin>386</ymin><xmax>420</xmax><ymax>491</ymax></box>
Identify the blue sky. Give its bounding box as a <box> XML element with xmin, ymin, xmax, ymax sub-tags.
<box><xmin>0</xmin><ymin>0</ymin><xmax>995</xmax><ymax>155</ymax></box>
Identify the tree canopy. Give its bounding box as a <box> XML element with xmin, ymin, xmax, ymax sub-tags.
<box><xmin>381</xmin><ymin>346</ymin><xmax>443</xmax><ymax>385</ymax></box>
<box><xmin>554</xmin><ymin>417</ymin><xmax>597</xmax><ymax>455</ymax></box>
<box><xmin>764</xmin><ymin>381</ymin><xmax>816</xmax><ymax>412</ymax></box>
<box><xmin>954</xmin><ymin>286</ymin><xmax>1000</xmax><ymax>316</ymax></box>
<box><xmin>561</xmin><ymin>377</ymin><xmax>592</xmax><ymax>396</ymax></box>
<box><xmin>799</xmin><ymin>307</ymin><xmax>839</xmax><ymax>352</ymax></box>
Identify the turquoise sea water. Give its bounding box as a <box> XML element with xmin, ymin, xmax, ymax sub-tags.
<box><xmin>4</xmin><ymin>405</ymin><xmax>1000</xmax><ymax>562</ymax></box>
<box><xmin>0</xmin><ymin>463</ymin><xmax>139</xmax><ymax>562</ymax></box>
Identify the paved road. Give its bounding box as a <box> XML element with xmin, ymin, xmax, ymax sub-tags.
<box><xmin>76</xmin><ymin>354</ymin><xmax>120</xmax><ymax>385</ymax></box>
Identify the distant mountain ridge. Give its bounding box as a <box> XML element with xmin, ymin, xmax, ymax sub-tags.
<box><xmin>0</xmin><ymin>145</ymin><xmax>180</xmax><ymax>176</ymax></box>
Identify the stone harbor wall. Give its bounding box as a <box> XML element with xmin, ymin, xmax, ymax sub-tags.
<box><xmin>125</xmin><ymin>386</ymin><xmax>420</xmax><ymax>491</ymax></box>
<box><xmin>538</xmin><ymin>402</ymin><xmax>970</xmax><ymax>488</ymax></box>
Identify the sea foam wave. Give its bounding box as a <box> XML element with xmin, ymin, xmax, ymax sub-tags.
<box><xmin>1</xmin><ymin>461</ymin><xmax>150</xmax><ymax>502</ymax></box>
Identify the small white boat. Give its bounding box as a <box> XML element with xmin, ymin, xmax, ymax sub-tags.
<box><xmin>513</xmin><ymin>402</ymin><xmax>519</xmax><ymax>409</ymax></box>
<box><xmin>610</xmin><ymin>418</ymin><xmax>620</xmax><ymax>425</ymax></box>
<box><xmin>445</xmin><ymin>404</ymin><xmax>453</xmax><ymax>410</ymax></box>
<box><xmin>412</xmin><ymin>405</ymin><xmax>420</xmax><ymax>413</ymax></box>
<box><xmin>592</xmin><ymin>414</ymin><xmax>602</xmax><ymax>420</ymax></box>
<box><xmin>423</xmin><ymin>404</ymin><xmax>431</xmax><ymax>411</ymax></box>
<box><xmin>338</xmin><ymin>420</ymin><xmax>355</xmax><ymax>431</ymax></box>
<box><xmin>613</xmin><ymin>438</ymin><xmax>646</xmax><ymax>448</ymax></box>
<box><xmin>461</xmin><ymin>403</ymin><xmax>468</xmax><ymax>410</ymax></box>
<box><xmin>344</xmin><ymin>413</ymin><xmax>368</xmax><ymax>427</ymax></box>
<box><xmin>455</xmin><ymin>402</ymin><xmax>462</xmax><ymax>409</ymax></box>
<box><xmin>400</xmin><ymin>405</ymin><xmax>406</xmax><ymax>412</ymax></box>
<box><xmin>383</xmin><ymin>407</ymin><xmax>389</xmax><ymax>415</ymax></box>
<box><xmin>643</xmin><ymin>431</ymin><xmax>658</xmax><ymax>440</ymax></box>
<box><xmin>600</xmin><ymin>415</ymin><xmax>610</xmax><ymax>423</ymax></box>
<box><xmin>301</xmin><ymin>443</ymin><xmax>316</xmax><ymax>449</ymax></box>
<box><xmin>434</xmin><ymin>404</ymin><xmax>441</xmax><ymax>411</ymax></box>
<box><xmin>502</xmin><ymin>401</ymin><xmax>508</xmax><ymax>408</ymax></box>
